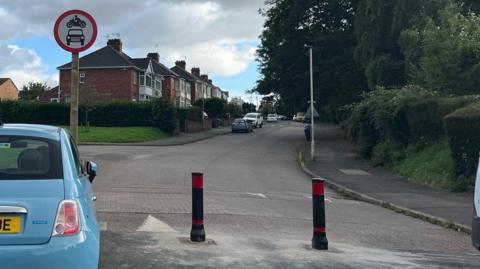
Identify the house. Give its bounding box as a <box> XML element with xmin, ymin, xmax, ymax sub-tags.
<box><xmin>171</xmin><ymin>61</ymin><xmax>202</xmax><ymax>107</ymax></box>
<box><xmin>147</xmin><ymin>52</ymin><xmax>179</xmax><ymax>105</ymax></box>
<box><xmin>39</xmin><ymin>86</ymin><xmax>61</xmax><ymax>102</ymax></box>
<box><xmin>57</xmin><ymin>39</ymin><xmax>163</xmax><ymax>102</ymax></box>
<box><xmin>0</xmin><ymin>78</ymin><xmax>19</xmax><ymax>101</ymax></box>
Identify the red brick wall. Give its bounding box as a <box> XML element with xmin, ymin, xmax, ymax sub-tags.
<box><xmin>161</xmin><ymin>76</ymin><xmax>176</xmax><ymax>104</ymax></box>
<box><xmin>59</xmin><ymin>68</ymin><xmax>138</xmax><ymax>101</ymax></box>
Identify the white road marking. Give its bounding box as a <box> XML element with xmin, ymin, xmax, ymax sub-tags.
<box><xmin>99</xmin><ymin>221</ymin><xmax>108</xmax><ymax>231</ymax></box>
<box><xmin>137</xmin><ymin>215</ymin><xmax>178</xmax><ymax>233</ymax></box>
<box><xmin>132</xmin><ymin>154</ymin><xmax>155</xmax><ymax>160</ymax></box>
<box><xmin>246</xmin><ymin>192</ymin><xmax>267</xmax><ymax>198</ymax></box>
<box><xmin>339</xmin><ymin>169</ymin><xmax>371</xmax><ymax>176</ymax></box>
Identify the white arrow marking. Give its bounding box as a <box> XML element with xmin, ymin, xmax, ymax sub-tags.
<box><xmin>137</xmin><ymin>215</ymin><xmax>178</xmax><ymax>233</ymax></box>
<box><xmin>246</xmin><ymin>192</ymin><xmax>267</xmax><ymax>198</ymax></box>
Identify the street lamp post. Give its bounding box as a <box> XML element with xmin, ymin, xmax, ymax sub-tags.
<box><xmin>308</xmin><ymin>46</ymin><xmax>315</xmax><ymax>161</ymax></box>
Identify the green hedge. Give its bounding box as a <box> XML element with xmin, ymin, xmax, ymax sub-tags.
<box><xmin>444</xmin><ymin>102</ymin><xmax>480</xmax><ymax>177</ymax></box>
<box><xmin>0</xmin><ymin>99</ymin><xmax>177</xmax><ymax>134</ymax></box>
<box><xmin>405</xmin><ymin>97</ymin><xmax>475</xmax><ymax>145</ymax></box>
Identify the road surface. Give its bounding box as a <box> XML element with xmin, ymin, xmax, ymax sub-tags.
<box><xmin>80</xmin><ymin>121</ymin><xmax>480</xmax><ymax>268</ymax></box>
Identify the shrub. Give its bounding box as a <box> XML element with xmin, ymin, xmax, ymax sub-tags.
<box><xmin>405</xmin><ymin>97</ymin><xmax>475</xmax><ymax>145</ymax></box>
<box><xmin>343</xmin><ymin>85</ymin><xmax>433</xmax><ymax>157</ymax></box>
<box><xmin>0</xmin><ymin>101</ymin><xmax>69</xmax><ymax>125</ymax></box>
<box><xmin>150</xmin><ymin>98</ymin><xmax>177</xmax><ymax>134</ymax></box>
<box><xmin>444</xmin><ymin>102</ymin><xmax>480</xmax><ymax>177</ymax></box>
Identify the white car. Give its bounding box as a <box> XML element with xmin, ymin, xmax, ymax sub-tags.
<box><xmin>243</xmin><ymin>113</ymin><xmax>263</xmax><ymax>128</ymax></box>
<box><xmin>473</xmin><ymin>157</ymin><xmax>480</xmax><ymax>250</ymax></box>
<box><xmin>267</xmin><ymin>114</ymin><xmax>278</xmax><ymax>122</ymax></box>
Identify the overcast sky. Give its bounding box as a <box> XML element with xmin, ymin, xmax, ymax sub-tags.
<box><xmin>0</xmin><ymin>0</ymin><xmax>265</xmax><ymax>100</ymax></box>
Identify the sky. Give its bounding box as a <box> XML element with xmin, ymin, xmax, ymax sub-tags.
<box><xmin>0</xmin><ymin>0</ymin><xmax>266</xmax><ymax>101</ymax></box>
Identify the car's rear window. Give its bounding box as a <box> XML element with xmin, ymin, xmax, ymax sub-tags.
<box><xmin>234</xmin><ymin>119</ymin><xmax>245</xmax><ymax>123</ymax></box>
<box><xmin>0</xmin><ymin>136</ymin><xmax>63</xmax><ymax>180</ymax></box>
<box><xmin>245</xmin><ymin>113</ymin><xmax>257</xmax><ymax>118</ymax></box>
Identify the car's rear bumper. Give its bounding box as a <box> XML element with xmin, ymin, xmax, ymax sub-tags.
<box><xmin>0</xmin><ymin>230</ymin><xmax>99</xmax><ymax>269</ymax></box>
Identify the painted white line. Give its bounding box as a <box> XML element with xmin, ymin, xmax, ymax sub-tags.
<box><xmin>99</xmin><ymin>221</ymin><xmax>108</xmax><ymax>231</ymax></box>
<box><xmin>246</xmin><ymin>192</ymin><xmax>267</xmax><ymax>198</ymax></box>
<box><xmin>132</xmin><ymin>154</ymin><xmax>154</xmax><ymax>160</ymax></box>
<box><xmin>137</xmin><ymin>215</ymin><xmax>178</xmax><ymax>233</ymax></box>
<box><xmin>339</xmin><ymin>169</ymin><xmax>371</xmax><ymax>176</ymax></box>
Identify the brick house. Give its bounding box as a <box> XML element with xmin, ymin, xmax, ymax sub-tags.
<box><xmin>147</xmin><ymin>52</ymin><xmax>179</xmax><ymax>106</ymax></box>
<box><xmin>171</xmin><ymin>61</ymin><xmax>201</xmax><ymax>107</ymax></box>
<box><xmin>57</xmin><ymin>39</ymin><xmax>163</xmax><ymax>102</ymax></box>
<box><xmin>38</xmin><ymin>86</ymin><xmax>60</xmax><ymax>102</ymax></box>
<box><xmin>0</xmin><ymin>78</ymin><xmax>19</xmax><ymax>101</ymax></box>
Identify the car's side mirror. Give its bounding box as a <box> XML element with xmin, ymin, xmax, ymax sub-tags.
<box><xmin>86</xmin><ymin>161</ymin><xmax>98</xmax><ymax>183</ymax></box>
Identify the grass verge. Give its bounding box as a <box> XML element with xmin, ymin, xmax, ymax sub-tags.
<box><xmin>69</xmin><ymin>126</ymin><xmax>170</xmax><ymax>143</ymax></box>
<box><xmin>391</xmin><ymin>142</ymin><xmax>471</xmax><ymax>192</ymax></box>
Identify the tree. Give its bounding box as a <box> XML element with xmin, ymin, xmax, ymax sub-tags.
<box><xmin>242</xmin><ymin>103</ymin><xmax>256</xmax><ymax>113</ymax></box>
<box><xmin>79</xmin><ymin>84</ymin><xmax>110</xmax><ymax>128</ymax></box>
<box><xmin>19</xmin><ymin>81</ymin><xmax>48</xmax><ymax>100</ymax></box>
<box><xmin>255</xmin><ymin>0</ymin><xmax>365</xmax><ymax>118</ymax></box>
<box><xmin>193</xmin><ymin>98</ymin><xmax>226</xmax><ymax>119</ymax></box>
<box><xmin>225</xmin><ymin>103</ymin><xmax>243</xmax><ymax>119</ymax></box>
<box><xmin>401</xmin><ymin>2</ymin><xmax>480</xmax><ymax>95</ymax></box>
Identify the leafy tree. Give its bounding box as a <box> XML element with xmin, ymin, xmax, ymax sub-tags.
<box><xmin>19</xmin><ymin>82</ymin><xmax>48</xmax><ymax>100</ymax></box>
<box><xmin>401</xmin><ymin>2</ymin><xmax>480</xmax><ymax>95</ymax></box>
<box><xmin>79</xmin><ymin>84</ymin><xmax>111</xmax><ymax>128</ymax></box>
<box><xmin>193</xmin><ymin>98</ymin><xmax>226</xmax><ymax>119</ymax></box>
<box><xmin>242</xmin><ymin>103</ymin><xmax>256</xmax><ymax>113</ymax></box>
<box><xmin>255</xmin><ymin>0</ymin><xmax>365</xmax><ymax>118</ymax></box>
<box><xmin>225</xmin><ymin>103</ymin><xmax>243</xmax><ymax>119</ymax></box>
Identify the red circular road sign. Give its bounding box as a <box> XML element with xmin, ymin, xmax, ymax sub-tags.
<box><xmin>54</xmin><ymin>9</ymin><xmax>97</xmax><ymax>53</ymax></box>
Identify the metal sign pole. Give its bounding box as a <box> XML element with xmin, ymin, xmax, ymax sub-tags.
<box><xmin>70</xmin><ymin>52</ymin><xmax>79</xmax><ymax>142</ymax></box>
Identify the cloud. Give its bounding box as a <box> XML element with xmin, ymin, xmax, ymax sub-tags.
<box><xmin>0</xmin><ymin>0</ymin><xmax>264</xmax><ymax>77</ymax></box>
<box><xmin>0</xmin><ymin>44</ymin><xmax>57</xmax><ymax>88</ymax></box>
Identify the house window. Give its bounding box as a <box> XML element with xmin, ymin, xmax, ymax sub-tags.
<box><xmin>133</xmin><ymin>72</ymin><xmax>138</xmax><ymax>85</ymax></box>
<box><xmin>146</xmin><ymin>74</ymin><xmax>152</xmax><ymax>87</ymax></box>
<box><xmin>65</xmin><ymin>95</ymin><xmax>71</xmax><ymax>103</ymax></box>
<box><xmin>140</xmin><ymin>72</ymin><xmax>145</xmax><ymax>86</ymax></box>
<box><xmin>50</xmin><ymin>98</ymin><xmax>59</xmax><ymax>103</ymax></box>
<box><xmin>155</xmin><ymin>78</ymin><xmax>161</xmax><ymax>90</ymax></box>
<box><xmin>79</xmin><ymin>72</ymin><xmax>85</xmax><ymax>84</ymax></box>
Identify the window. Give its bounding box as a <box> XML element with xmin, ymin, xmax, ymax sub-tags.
<box><xmin>79</xmin><ymin>72</ymin><xmax>85</xmax><ymax>84</ymax></box>
<box><xmin>69</xmin><ymin>136</ymin><xmax>84</xmax><ymax>175</ymax></box>
<box><xmin>140</xmin><ymin>72</ymin><xmax>145</xmax><ymax>86</ymax></box>
<box><xmin>133</xmin><ymin>72</ymin><xmax>138</xmax><ymax>85</ymax></box>
<box><xmin>65</xmin><ymin>95</ymin><xmax>72</xmax><ymax>103</ymax></box>
<box><xmin>50</xmin><ymin>98</ymin><xmax>59</xmax><ymax>103</ymax></box>
<box><xmin>155</xmin><ymin>78</ymin><xmax>161</xmax><ymax>90</ymax></box>
<box><xmin>146</xmin><ymin>74</ymin><xmax>152</xmax><ymax>87</ymax></box>
<box><xmin>0</xmin><ymin>136</ymin><xmax>63</xmax><ymax>180</ymax></box>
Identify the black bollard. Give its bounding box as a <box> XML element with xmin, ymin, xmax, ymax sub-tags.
<box><xmin>190</xmin><ymin>172</ymin><xmax>206</xmax><ymax>242</ymax></box>
<box><xmin>312</xmin><ymin>178</ymin><xmax>328</xmax><ymax>250</ymax></box>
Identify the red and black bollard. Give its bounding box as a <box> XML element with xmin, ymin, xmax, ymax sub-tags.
<box><xmin>190</xmin><ymin>172</ymin><xmax>206</xmax><ymax>242</ymax></box>
<box><xmin>312</xmin><ymin>178</ymin><xmax>328</xmax><ymax>250</ymax></box>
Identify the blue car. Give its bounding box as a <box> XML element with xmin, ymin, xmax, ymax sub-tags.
<box><xmin>0</xmin><ymin>124</ymin><xmax>99</xmax><ymax>269</ymax></box>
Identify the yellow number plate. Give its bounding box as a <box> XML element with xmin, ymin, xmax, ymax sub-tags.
<box><xmin>0</xmin><ymin>216</ymin><xmax>21</xmax><ymax>234</ymax></box>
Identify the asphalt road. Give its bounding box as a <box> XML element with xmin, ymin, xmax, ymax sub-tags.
<box><xmin>80</xmin><ymin>121</ymin><xmax>480</xmax><ymax>269</ymax></box>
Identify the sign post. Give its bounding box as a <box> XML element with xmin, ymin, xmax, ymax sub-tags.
<box><xmin>54</xmin><ymin>10</ymin><xmax>97</xmax><ymax>142</ymax></box>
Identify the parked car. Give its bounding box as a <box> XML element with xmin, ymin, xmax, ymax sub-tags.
<box><xmin>295</xmin><ymin>112</ymin><xmax>305</xmax><ymax>122</ymax></box>
<box><xmin>243</xmin><ymin>113</ymin><xmax>264</xmax><ymax>128</ymax></box>
<box><xmin>473</xmin><ymin>158</ymin><xmax>480</xmax><ymax>250</ymax></box>
<box><xmin>0</xmin><ymin>124</ymin><xmax>100</xmax><ymax>269</ymax></box>
<box><xmin>267</xmin><ymin>114</ymin><xmax>278</xmax><ymax>122</ymax></box>
<box><xmin>231</xmin><ymin>119</ymin><xmax>253</xmax><ymax>133</ymax></box>
<box><xmin>277</xmin><ymin>115</ymin><xmax>287</xmax><ymax>120</ymax></box>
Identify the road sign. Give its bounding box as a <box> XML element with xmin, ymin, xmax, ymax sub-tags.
<box><xmin>54</xmin><ymin>9</ymin><xmax>97</xmax><ymax>53</ymax></box>
<box><xmin>305</xmin><ymin>106</ymin><xmax>319</xmax><ymax>118</ymax></box>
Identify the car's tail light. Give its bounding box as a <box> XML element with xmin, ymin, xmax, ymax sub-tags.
<box><xmin>52</xmin><ymin>200</ymin><xmax>80</xmax><ymax>236</ymax></box>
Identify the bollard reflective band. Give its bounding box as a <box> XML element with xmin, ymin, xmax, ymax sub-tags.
<box><xmin>192</xmin><ymin>220</ymin><xmax>204</xmax><ymax>225</ymax></box>
<box><xmin>312</xmin><ymin>179</ymin><xmax>324</xmax><ymax>195</ymax></box>
<box><xmin>192</xmin><ymin>173</ymin><xmax>204</xmax><ymax>189</ymax></box>
<box><xmin>314</xmin><ymin>227</ymin><xmax>326</xmax><ymax>233</ymax></box>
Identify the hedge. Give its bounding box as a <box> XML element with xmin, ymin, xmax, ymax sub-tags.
<box><xmin>0</xmin><ymin>99</ymin><xmax>177</xmax><ymax>134</ymax></box>
<box><xmin>444</xmin><ymin>102</ymin><xmax>480</xmax><ymax>177</ymax></box>
<box><xmin>405</xmin><ymin>97</ymin><xmax>475</xmax><ymax>145</ymax></box>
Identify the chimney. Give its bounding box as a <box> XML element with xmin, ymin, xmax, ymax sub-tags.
<box><xmin>175</xmin><ymin>60</ymin><xmax>186</xmax><ymax>70</ymax></box>
<box><xmin>107</xmin><ymin>39</ymin><xmax>122</xmax><ymax>52</ymax></box>
<box><xmin>200</xmin><ymin>74</ymin><xmax>208</xmax><ymax>82</ymax></box>
<box><xmin>147</xmin><ymin>52</ymin><xmax>159</xmax><ymax>63</ymax></box>
<box><xmin>191</xmin><ymin>67</ymin><xmax>200</xmax><ymax>77</ymax></box>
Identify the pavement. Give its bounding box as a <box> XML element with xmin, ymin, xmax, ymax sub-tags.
<box><xmin>79</xmin><ymin>127</ymin><xmax>231</xmax><ymax>146</ymax></box>
<box><xmin>301</xmin><ymin>123</ymin><xmax>474</xmax><ymax>232</ymax></box>
<box><xmin>79</xmin><ymin>121</ymin><xmax>480</xmax><ymax>268</ymax></box>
